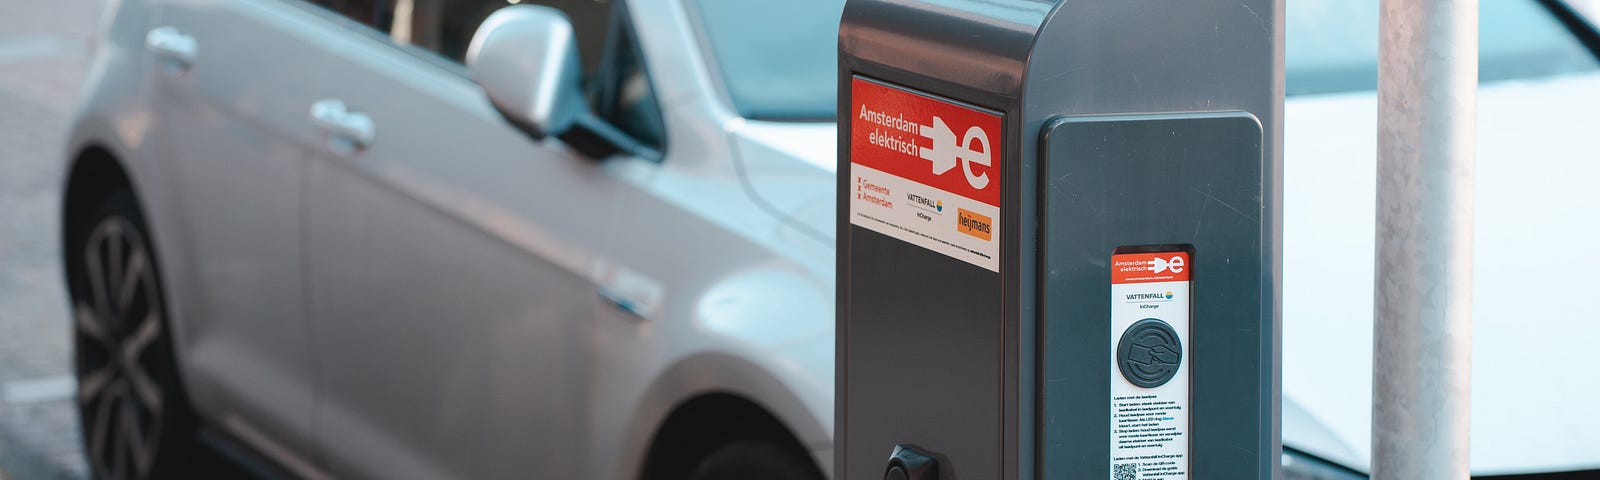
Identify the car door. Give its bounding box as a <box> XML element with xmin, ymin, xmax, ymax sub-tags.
<box><xmin>295</xmin><ymin>1</ymin><xmax>641</xmax><ymax>478</ymax></box>
<box><xmin>142</xmin><ymin>0</ymin><xmax>331</xmax><ymax>459</ymax></box>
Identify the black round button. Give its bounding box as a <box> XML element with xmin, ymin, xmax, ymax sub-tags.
<box><xmin>885</xmin><ymin>466</ymin><xmax>910</xmax><ymax>480</ymax></box>
<box><xmin>1117</xmin><ymin>318</ymin><xmax>1183</xmax><ymax>388</ymax></box>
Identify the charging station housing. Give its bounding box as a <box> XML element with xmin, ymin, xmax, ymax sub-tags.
<box><xmin>836</xmin><ymin>1</ymin><xmax>1284</xmax><ymax>478</ymax></box>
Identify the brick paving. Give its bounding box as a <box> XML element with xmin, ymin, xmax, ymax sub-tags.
<box><xmin>0</xmin><ymin>1</ymin><xmax>104</xmax><ymax>478</ymax></box>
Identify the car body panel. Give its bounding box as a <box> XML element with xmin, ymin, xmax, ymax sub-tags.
<box><xmin>288</xmin><ymin>5</ymin><xmax>610</xmax><ymax>478</ymax></box>
<box><xmin>1282</xmin><ymin>397</ymin><xmax>1363</xmax><ymax>470</ymax></box>
<box><xmin>605</xmin><ymin>1</ymin><xmax>839</xmax><ymax>473</ymax></box>
<box><xmin>140</xmin><ymin>0</ymin><xmax>341</xmax><ymax>457</ymax></box>
<box><xmin>289</xmin><ymin>0</ymin><xmax>837</xmax><ymax>478</ymax></box>
<box><xmin>729</xmin><ymin>120</ymin><xmax>839</xmax><ymax>244</ymax></box>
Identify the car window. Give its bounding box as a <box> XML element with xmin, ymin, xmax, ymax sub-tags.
<box><xmin>377</xmin><ymin>0</ymin><xmax>611</xmax><ymax>72</ymax></box>
<box><xmin>594</xmin><ymin>17</ymin><xmax>666</xmax><ymax>149</ymax></box>
<box><xmin>1288</xmin><ymin>0</ymin><xmax>1600</xmax><ymax>96</ymax></box>
<box><xmin>304</xmin><ymin>0</ymin><xmax>665</xmax><ymax>151</ymax></box>
<box><xmin>306</xmin><ymin>0</ymin><xmax>384</xmax><ymax>26</ymax></box>
<box><xmin>693</xmin><ymin>0</ymin><xmax>847</xmax><ymax>121</ymax></box>
<box><xmin>304</xmin><ymin>0</ymin><xmax>610</xmax><ymax>71</ymax></box>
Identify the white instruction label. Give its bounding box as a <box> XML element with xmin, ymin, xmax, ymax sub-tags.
<box><xmin>1110</xmin><ymin>251</ymin><xmax>1191</xmax><ymax>480</ymax></box>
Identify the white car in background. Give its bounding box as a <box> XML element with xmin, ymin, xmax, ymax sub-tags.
<box><xmin>1283</xmin><ymin>0</ymin><xmax>1600</xmax><ymax>477</ymax></box>
<box><xmin>57</xmin><ymin>0</ymin><xmax>1600</xmax><ymax>479</ymax></box>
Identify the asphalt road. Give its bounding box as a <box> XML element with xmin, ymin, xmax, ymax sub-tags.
<box><xmin>1</xmin><ymin>1</ymin><xmax>108</xmax><ymax>478</ymax></box>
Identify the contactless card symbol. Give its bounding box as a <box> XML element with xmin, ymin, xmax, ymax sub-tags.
<box><xmin>919</xmin><ymin>116</ymin><xmax>992</xmax><ymax>190</ymax></box>
<box><xmin>1118</xmin><ymin>318</ymin><xmax>1183</xmax><ymax>388</ymax></box>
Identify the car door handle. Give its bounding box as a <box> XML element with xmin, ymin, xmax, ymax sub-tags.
<box><xmin>145</xmin><ymin>26</ymin><xmax>197</xmax><ymax>69</ymax></box>
<box><xmin>309</xmin><ymin>99</ymin><xmax>376</xmax><ymax>151</ymax></box>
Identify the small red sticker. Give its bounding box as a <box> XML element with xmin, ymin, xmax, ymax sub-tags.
<box><xmin>1111</xmin><ymin>252</ymin><xmax>1190</xmax><ymax>284</ymax></box>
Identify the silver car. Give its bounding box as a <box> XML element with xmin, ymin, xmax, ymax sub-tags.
<box><xmin>64</xmin><ymin>0</ymin><xmax>837</xmax><ymax>478</ymax></box>
<box><xmin>58</xmin><ymin>0</ymin><xmax>1600</xmax><ymax>479</ymax></box>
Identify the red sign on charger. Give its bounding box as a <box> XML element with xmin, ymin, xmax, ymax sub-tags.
<box><xmin>848</xmin><ymin>77</ymin><xmax>1004</xmax><ymax>272</ymax></box>
<box><xmin>1111</xmin><ymin>252</ymin><xmax>1191</xmax><ymax>284</ymax></box>
<box><xmin>850</xmin><ymin>78</ymin><xmax>1002</xmax><ymax>208</ymax></box>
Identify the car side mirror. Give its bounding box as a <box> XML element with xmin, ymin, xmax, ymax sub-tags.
<box><xmin>466</xmin><ymin>6</ymin><xmax>585</xmax><ymax>138</ymax></box>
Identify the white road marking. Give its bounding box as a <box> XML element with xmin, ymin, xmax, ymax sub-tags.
<box><xmin>0</xmin><ymin>35</ymin><xmax>80</xmax><ymax>65</ymax></box>
<box><xmin>0</xmin><ymin>374</ymin><xmax>76</xmax><ymax>404</ymax></box>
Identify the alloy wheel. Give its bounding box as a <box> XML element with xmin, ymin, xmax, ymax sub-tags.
<box><xmin>73</xmin><ymin>215</ymin><xmax>167</xmax><ymax>480</ymax></box>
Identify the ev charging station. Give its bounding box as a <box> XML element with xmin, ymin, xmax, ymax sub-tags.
<box><xmin>836</xmin><ymin>0</ymin><xmax>1283</xmax><ymax>479</ymax></box>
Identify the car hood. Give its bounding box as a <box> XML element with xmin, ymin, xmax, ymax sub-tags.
<box><xmin>731</xmin><ymin>71</ymin><xmax>1600</xmax><ymax>475</ymax></box>
<box><xmin>1574</xmin><ymin>0</ymin><xmax>1600</xmax><ymax>21</ymax></box>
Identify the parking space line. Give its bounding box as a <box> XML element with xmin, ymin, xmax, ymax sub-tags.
<box><xmin>0</xmin><ymin>375</ymin><xmax>75</xmax><ymax>404</ymax></box>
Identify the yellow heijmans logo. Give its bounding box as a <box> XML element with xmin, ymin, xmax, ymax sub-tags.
<box><xmin>957</xmin><ymin>208</ymin><xmax>992</xmax><ymax>241</ymax></box>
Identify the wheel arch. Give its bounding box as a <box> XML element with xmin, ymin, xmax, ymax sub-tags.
<box><xmin>627</xmin><ymin>352</ymin><xmax>831</xmax><ymax>480</ymax></box>
<box><xmin>61</xmin><ymin>144</ymin><xmax>135</xmax><ymax>259</ymax></box>
<box><xmin>59</xmin><ymin>142</ymin><xmax>196</xmax><ymax>394</ymax></box>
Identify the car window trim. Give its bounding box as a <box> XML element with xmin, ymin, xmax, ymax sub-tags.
<box><xmin>1539</xmin><ymin>0</ymin><xmax>1600</xmax><ymax>61</ymax></box>
<box><xmin>280</xmin><ymin>0</ymin><xmax>474</xmax><ymax>80</ymax></box>
<box><xmin>592</xmin><ymin>0</ymin><xmax>670</xmax><ymax>157</ymax></box>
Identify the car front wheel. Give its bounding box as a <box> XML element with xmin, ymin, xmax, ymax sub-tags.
<box><xmin>687</xmin><ymin>440</ymin><xmax>823</xmax><ymax>480</ymax></box>
<box><xmin>67</xmin><ymin>189</ymin><xmax>199</xmax><ymax>480</ymax></box>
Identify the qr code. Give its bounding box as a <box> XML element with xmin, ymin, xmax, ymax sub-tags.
<box><xmin>1114</xmin><ymin>463</ymin><xmax>1137</xmax><ymax>480</ymax></box>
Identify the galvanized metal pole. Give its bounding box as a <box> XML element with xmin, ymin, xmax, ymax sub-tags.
<box><xmin>1374</xmin><ymin>0</ymin><xmax>1475</xmax><ymax>478</ymax></box>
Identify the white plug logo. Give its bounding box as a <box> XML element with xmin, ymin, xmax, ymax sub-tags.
<box><xmin>919</xmin><ymin>116</ymin><xmax>992</xmax><ymax>190</ymax></box>
<box><xmin>1150</xmin><ymin>256</ymin><xmax>1185</xmax><ymax>274</ymax></box>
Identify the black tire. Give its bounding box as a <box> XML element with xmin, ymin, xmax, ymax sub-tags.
<box><xmin>66</xmin><ymin>188</ymin><xmax>205</xmax><ymax>480</ymax></box>
<box><xmin>687</xmin><ymin>440</ymin><xmax>824</xmax><ymax>480</ymax></box>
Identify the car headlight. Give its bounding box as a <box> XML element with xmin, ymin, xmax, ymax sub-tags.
<box><xmin>1283</xmin><ymin>448</ymin><xmax>1367</xmax><ymax>480</ymax></box>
